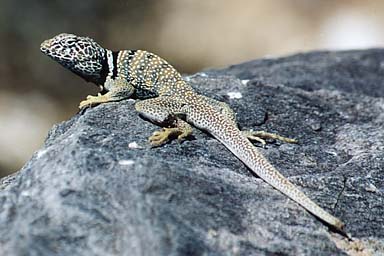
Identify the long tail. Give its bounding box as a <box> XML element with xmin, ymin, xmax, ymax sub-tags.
<box><xmin>191</xmin><ymin>104</ymin><xmax>344</xmax><ymax>231</ymax></box>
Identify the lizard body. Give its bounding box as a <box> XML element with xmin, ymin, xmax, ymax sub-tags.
<box><xmin>40</xmin><ymin>33</ymin><xmax>344</xmax><ymax>231</ymax></box>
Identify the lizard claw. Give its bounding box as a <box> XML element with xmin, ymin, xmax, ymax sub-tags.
<box><xmin>149</xmin><ymin>128</ymin><xmax>178</xmax><ymax>147</ymax></box>
<box><xmin>79</xmin><ymin>99</ymin><xmax>93</xmax><ymax>109</ymax></box>
<box><xmin>149</xmin><ymin>127</ymin><xmax>192</xmax><ymax>147</ymax></box>
<box><xmin>78</xmin><ymin>94</ymin><xmax>109</xmax><ymax>109</ymax></box>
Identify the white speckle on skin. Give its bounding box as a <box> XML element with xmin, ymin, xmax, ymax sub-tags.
<box><xmin>241</xmin><ymin>80</ymin><xmax>249</xmax><ymax>85</ymax></box>
<box><xmin>118</xmin><ymin>159</ymin><xmax>135</xmax><ymax>166</ymax></box>
<box><xmin>227</xmin><ymin>91</ymin><xmax>242</xmax><ymax>99</ymax></box>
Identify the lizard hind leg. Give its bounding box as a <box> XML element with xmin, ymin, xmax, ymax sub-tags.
<box><xmin>201</xmin><ymin>96</ymin><xmax>297</xmax><ymax>145</ymax></box>
<box><xmin>135</xmin><ymin>97</ymin><xmax>193</xmax><ymax>147</ymax></box>
<box><xmin>242</xmin><ymin>130</ymin><xmax>298</xmax><ymax>145</ymax></box>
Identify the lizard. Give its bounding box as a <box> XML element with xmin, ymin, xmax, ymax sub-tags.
<box><xmin>40</xmin><ymin>33</ymin><xmax>345</xmax><ymax>232</ymax></box>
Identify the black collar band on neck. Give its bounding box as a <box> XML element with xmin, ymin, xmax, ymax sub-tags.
<box><xmin>111</xmin><ymin>51</ymin><xmax>119</xmax><ymax>79</ymax></box>
<box><xmin>99</xmin><ymin>49</ymin><xmax>109</xmax><ymax>85</ymax></box>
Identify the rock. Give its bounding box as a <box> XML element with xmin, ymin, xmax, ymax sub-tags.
<box><xmin>1</xmin><ymin>50</ymin><xmax>383</xmax><ymax>255</ymax></box>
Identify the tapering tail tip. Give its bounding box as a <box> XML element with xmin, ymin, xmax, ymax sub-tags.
<box><xmin>332</xmin><ymin>220</ymin><xmax>352</xmax><ymax>240</ymax></box>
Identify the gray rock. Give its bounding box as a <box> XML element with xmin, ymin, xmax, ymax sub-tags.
<box><xmin>1</xmin><ymin>50</ymin><xmax>383</xmax><ymax>255</ymax></box>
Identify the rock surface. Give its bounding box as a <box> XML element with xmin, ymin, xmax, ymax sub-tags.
<box><xmin>1</xmin><ymin>49</ymin><xmax>384</xmax><ymax>255</ymax></box>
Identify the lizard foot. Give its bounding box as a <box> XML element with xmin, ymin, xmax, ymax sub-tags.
<box><xmin>149</xmin><ymin>127</ymin><xmax>186</xmax><ymax>147</ymax></box>
<box><xmin>79</xmin><ymin>93</ymin><xmax>111</xmax><ymax>109</ymax></box>
<box><xmin>242</xmin><ymin>130</ymin><xmax>297</xmax><ymax>145</ymax></box>
<box><xmin>149</xmin><ymin>118</ymin><xmax>193</xmax><ymax>147</ymax></box>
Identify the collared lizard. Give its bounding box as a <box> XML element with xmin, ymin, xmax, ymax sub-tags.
<box><xmin>40</xmin><ymin>33</ymin><xmax>345</xmax><ymax>232</ymax></box>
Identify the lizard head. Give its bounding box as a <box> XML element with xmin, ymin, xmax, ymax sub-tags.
<box><xmin>40</xmin><ymin>33</ymin><xmax>108</xmax><ymax>84</ymax></box>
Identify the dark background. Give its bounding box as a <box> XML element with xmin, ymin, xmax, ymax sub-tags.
<box><xmin>1</xmin><ymin>0</ymin><xmax>383</xmax><ymax>177</ymax></box>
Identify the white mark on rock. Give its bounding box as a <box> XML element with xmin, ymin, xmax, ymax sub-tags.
<box><xmin>227</xmin><ymin>91</ymin><xmax>243</xmax><ymax>99</ymax></box>
<box><xmin>325</xmin><ymin>150</ymin><xmax>338</xmax><ymax>157</ymax></box>
<box><xmin>118</xmin><ymin>160</ymin><xmax>135</xmax><ymax>166</ymax></box>
<box><xmin>241</xmin><ymin>79</ymin><xmax>249</xmax><ymax>85</ymax></box>
<box><xmin>128</xmin><ymin>142</ymin><xmax>143</xmax><ymax>149</ymax></box>
<box><xmin>365</xmin><ymin>183</ymin><xmax>378</xmax><ymax>193</ymax></box>
<box><xmin>20</xmin><ymin>190</ymin><xmax>31</xmax><ymax>197</ymax></box>
<box><xmin>36</xmin><ymin>149</ymin><xmax>48</xmax><ymax>159</ymax></box>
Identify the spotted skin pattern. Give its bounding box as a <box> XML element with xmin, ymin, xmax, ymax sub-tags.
<box><xmin>41</xmin><ymin>33</ymin><xmax>345</xmax><ymax>232</ymax></box>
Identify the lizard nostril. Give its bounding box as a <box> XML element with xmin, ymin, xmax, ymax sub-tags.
<box><xmin>40</xmin><ymin>39</ymin><xmax>52</xmax><ymax>51</ymax></box>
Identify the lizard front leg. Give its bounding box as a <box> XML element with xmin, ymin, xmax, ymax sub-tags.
<box><xmin>79</xmin><ymin>92</ymin><xmax>114</xmax><ymax>109</ymax></box>
<box><xmin>79</xmin><ymin>79</ymin><xmax>135</xmax><ymax>109</ymax></box>
<box><xmin>135</xmin><ymin>97</ymin><xmax>193</xmax><ymax>146</ymax></box>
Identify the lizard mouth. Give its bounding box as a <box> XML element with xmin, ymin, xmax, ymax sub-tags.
<box><xmin>40</xmin><ymin>39</ymin><xmax>51</xmax><ymax>53</ymax></box>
